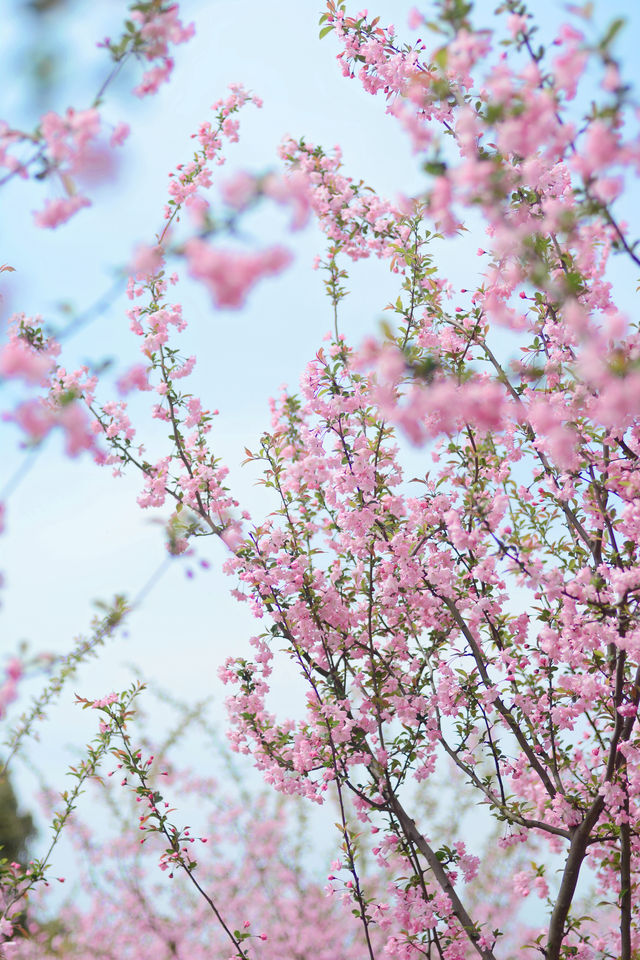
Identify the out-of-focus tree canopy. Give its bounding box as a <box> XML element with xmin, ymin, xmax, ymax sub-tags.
<box><xmin>0</xmin><ymin>770</ymin><xmax>35</xmax><ymax>865</ymax></box>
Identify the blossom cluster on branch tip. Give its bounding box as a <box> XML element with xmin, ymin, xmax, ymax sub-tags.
<box><xmin>0</xmin><ymin>2</ymin><xmax>194</xmax><ymax>228</ymax></box>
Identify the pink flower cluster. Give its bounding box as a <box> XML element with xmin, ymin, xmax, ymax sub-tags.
<box><xmin>27</xmin><ymin>107</ymin><xmax>129</xmax><ymax>228</ymax></box>
<box><xmin>0</xmin><ymin>328</ymin><xmax>54</xmax><ymax>386</ymax></box>
<box><xmin>1</xmin><ymin>317</ymin><xmax>97</xmax><ymax>456</ymax></box>
<box><xmin>220</xmin><ymin>169</ymin><xmax>311</xmax><ymax>230</ymax></box>
<box><xmin>131</xmin><ymin>3</ymin><xmax>195</xmax><ymax>97</ymax></box>
<box><xmin>280</xmin><ymin>138</ymin><xmax>409</xmax><ymax>261</ymax></box>
<box><xmin>0</xmin><ymin>658</ymin><xmax>22</xmax><ymax>720</ymax></box>
<box><xmin>184</xmin><ymin>239</ymin><xmax>292</xmax><ymax>309</ymax></box>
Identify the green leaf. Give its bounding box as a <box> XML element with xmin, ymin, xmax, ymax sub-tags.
<box><xmin>599</xmin><ymin>17</ymin><xmax>625</xmax><ymax>51</ymax></box>
<box><xmin>434</xmin><ymin>47</ymin><xmax>448</xmax><ymax>69</ymax></box>
<box><xmin>319</xmin><ymin>24</ymin><xmax>334</xmax><ymax>39</ymax></box>
<box><xmin>423</xmin><ymin>160</ymin><xmax>447</xmax><ymax>176</ymax></box>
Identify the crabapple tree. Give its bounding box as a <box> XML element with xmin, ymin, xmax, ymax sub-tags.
<box><xmin>1</xmin><ymin>1</ymin><xmax>640</xmax><ymax>959</ymax></box>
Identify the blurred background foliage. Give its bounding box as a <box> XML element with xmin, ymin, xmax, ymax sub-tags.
<box><xmin>19</xmin><ymin>0</ymin><xmax>74</xmax><ymax>105</ymax></box>
<box><xmin>0</xmin><ymin>768</ymin><xmax>35</xmax><ymax>865</ymax></box>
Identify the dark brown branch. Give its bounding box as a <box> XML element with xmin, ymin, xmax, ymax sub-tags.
<box><xmin>386</xmin><ymin>795</ymin><xmax>498</xmax><ymax>960</ymax></box>
<box><xmin>620</xmin><ymin>789</ymin><xmax>631</xmax><ymax>960</ymax></box>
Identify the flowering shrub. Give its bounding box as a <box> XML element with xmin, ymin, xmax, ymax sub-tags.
<box><xmin>1</xmin><ymin>1</ymin><xmax>640</xmax><ymax>959</ymax></box>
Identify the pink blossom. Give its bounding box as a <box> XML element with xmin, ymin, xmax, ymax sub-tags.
<box><xmin>131</xmin><ymin>4</ymin><xmax>195</xmax><ymax>97</ymax></box>
<box><xmin>603</xmin><ymin>63</ymin><xmax>620</xmax><ymax>92</ymax></box>
<box><xmin>572</xmin><ymin>120</ymin><xmax>621</xmax><ymax>180</ymax></box>
<box><xmin>263</xmin><ymin>170</ymin><xmax>312</xmax><ymax>230</ymax></box>
<box><xmin>185</xmin><ymin>397</ymin><xmax>203</xmax><ymax>428</ymax></box>
<box><xmin>0</xmin><ymin>338</ymin><xmax>52</xmax><ymax>384</ymax></box>
<box><xmin>109</xmin><ymin>122</ymin><xmax>130</xmax><ymax>148</ymax></box>
<box><xmin>33</xmin><ymin>195</ymin><xmax>91</xmax><ymax>229</ymax></box>
<box><xmin>116</xmin><ymin>364</ymin><xmax>152</xmax><ymax>395</ymax></box>
<box><xmin>552</xmin><ymin>24</ymin><xmax>588</xmax><ymax>100</ymax></box>
<box><xmin>11</xmin><ymin>398</ymin><xmax>55</xmax><ymax>441</ymax></box>
<box><xmin>130</xmin><ymin>244</ymin><xmax>165</xmax><ymax>280</ymax></box>
<box><xmin>5</xmin><ymin>658</ymin><xmax>22</xmax><ymax>682</ymax></box>
<box><xmin>219</xmin><ymin>171</ymin><xmax>257</xmax><ymax>210</ymax></box>
<box><xmin>72</xmin><ymin>144</ymin><xmax>118</xmax><ymax>186</ymax></box>
<box><xmin>507</xmin><ymin>13</ymin><xmax>528</xmax><ymax>38</ymax></box>
<box><xmin>40</xmin><ymin>107</ymin><xmax>100</xmax><ymax>163</ymax></box>
<box><xmin>184</xmin><ymin>239</ymin><xmax>292</xmax><ymax>308</ymax></box>
<box><xmin>429</xmin><ymin>176</ymin><xmax>459</xmax><ymax>235</ymax></box>
<box><xmin>91</xmin><ymin>692</ymin><xmax>119</xmax><ymax>709</ymax></box>
<box><xmin>57</xmin><ymin>402</ymin><xmax>95</xmax><ymax>456</ymax></box>
<box><xmin>134</xmin><ymin>61</ymin><xmax>174</xmax><ymax>97</ymax></box>
<box><xmin>220</xmin><ymin>521</ymin><xmax>244</xmax><ymax>551</ymax></box>
<box><xmin>512</xmin><ymin>872</ymin><xmax>531</xmax><ymax>897</ymax></box>
<box><xmin>534</xmin><ymin>876</ymin><xmax>549</xmax><ymax>899</ymax></box>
